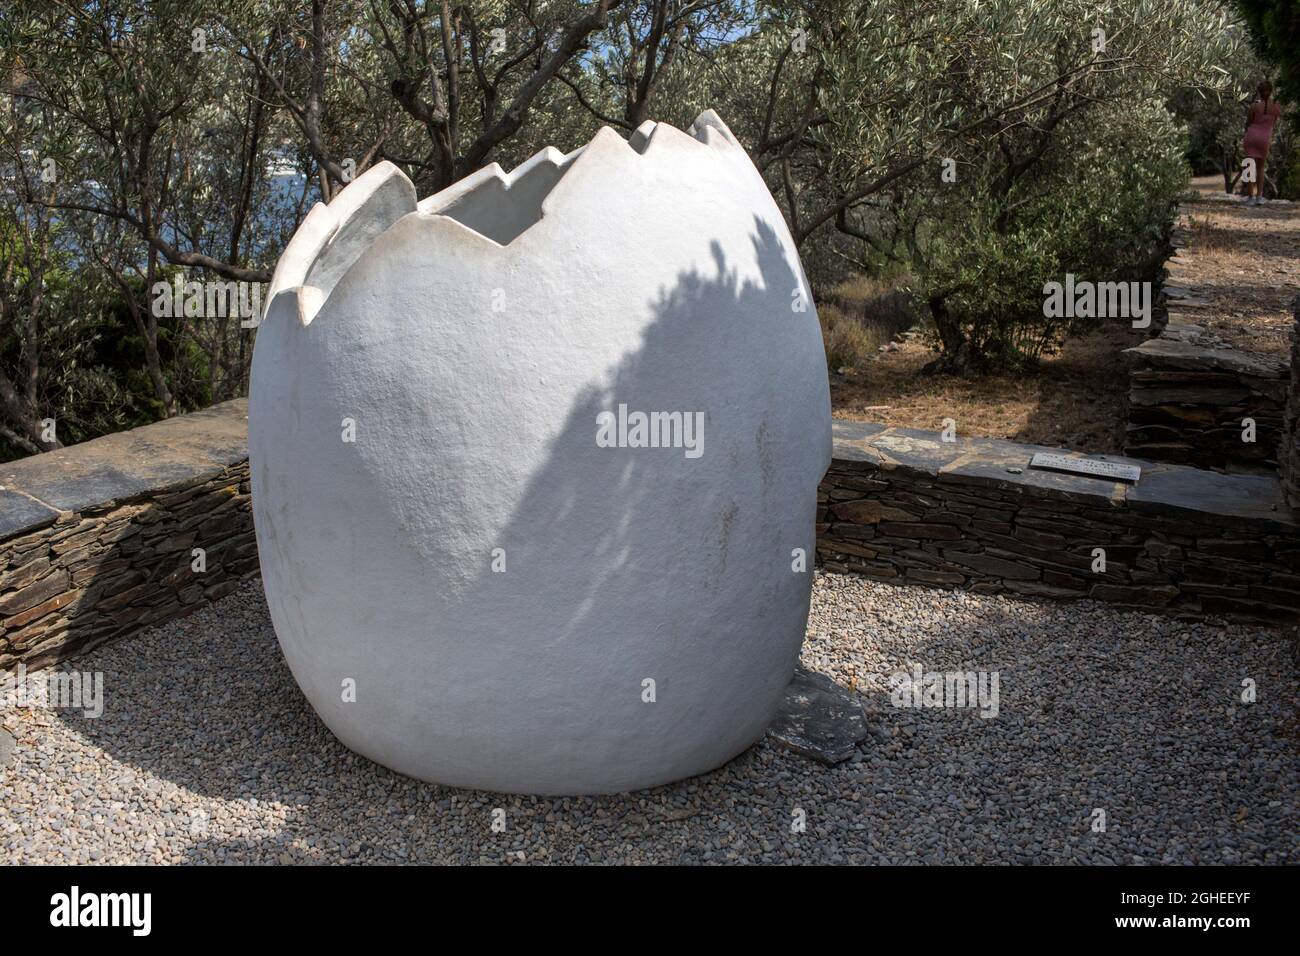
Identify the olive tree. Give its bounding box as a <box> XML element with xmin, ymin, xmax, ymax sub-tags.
<box><xmin>744</xmin><ymin>0</ymin><xmax>1244</xmax><ymax>368</ymax></box>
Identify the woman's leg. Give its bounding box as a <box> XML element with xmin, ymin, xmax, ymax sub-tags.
<box><xmin>1254</xmin><ymin>144</ymin><xmax>1271</xmax><ymax>198</ymax></box>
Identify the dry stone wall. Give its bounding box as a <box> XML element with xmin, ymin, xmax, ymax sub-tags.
<box><xmin>5</xmin><ymin>400</ymin><xmax>1298</xmax><ymax>672</ymax></box>
<box><xmin>1125</xmin><ymin>324</ymin><xmax>1288</xmax><ymax>471</ymax></box>
<box><xmin>819</xmin><ymin>422</ymin><xmax>1300</xmax><ymax>624</ymax></box>
<box><xmin>0</xmin><ymin>401</ymin><xmax>255</xmax><ymax>670</ymax></box>
<box><xmin>1124</xmin><ymin>226</ymin><xmax>1291</xmax><ymax>472</ymax></box>
<box><xmin>1282</xmin><ymin>298</ymin><xmax>1300</xmax><ymax>510</ymax></box>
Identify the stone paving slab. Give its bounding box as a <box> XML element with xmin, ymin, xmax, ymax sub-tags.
<box><xmin>1124</xmin><ymin>459</ymin><xmax>1293</xmax><ymax>527</ymax></box>
<box><xmin>766</xmin><ymin>665</ymin><xmax>869</xmax><ymax>764</ymax></box>
<box><xmin>834</xmin><ymin>422</ymin><xmax>1296</xmax><ymax>530</ymax></box>
<box><xmin>0</xmin><ymin>400</ymin><xmax>249</xmax><ymax>535</ymax></box>
<box><xmin>1161</xmin><ymin>320</ymin><xmax>1204</xmax><ymax>342</ymax></box>
<box><xmin>1126</xmin><ymin>335</ymin><xmax>1288</xmax><ymax>378</ymax></box>
<box><xmin>832</xmin><ymin>422</ymin><xmax>968</xmax><ymax>477</ymax></box>
<box><xmin>0</xmin><ymin>488</ymin><xmax>60</xmax><ymax>539</ymax></box>
<box><xmin>937</xmin><ymin>444</ymin><xmax>1128</xmax><ymax>507</ymax></box>
<box><xmin>828</xmin><ymin>420</ymin><xmax>891</xmax><ymax>463</ymax></box>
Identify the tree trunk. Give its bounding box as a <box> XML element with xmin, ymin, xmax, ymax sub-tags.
<box><xmin>924</xmin><ymin>293</ymin><xmax>983</xmax><ymax>377</ymax></box>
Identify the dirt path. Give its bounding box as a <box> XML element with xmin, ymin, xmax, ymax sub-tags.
<box><xmin>1176</xmin><ymin>176</ymin><xmax>1300</xmax><ymax>360</ymax></box>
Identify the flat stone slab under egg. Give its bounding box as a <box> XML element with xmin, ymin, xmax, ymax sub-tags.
<box><xmin>767</xmin><ymin>666</ymin><xmax>869</xmax><ymax>765</ymax></box>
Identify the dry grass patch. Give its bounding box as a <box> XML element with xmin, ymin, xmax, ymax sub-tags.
<box><xmin>819</xmin><ymin>303</ymin><xmax>882</xmax><ymax>371</ymax></box>
<box><xmin>832</xmin><ymin>323</ymin><xmax>1143</xmax><ymax>454</ymax></box>
<box><xmin>816</xmin><ymin>274</ymin><xmax>917</xmax><ymax>371</ymax></box>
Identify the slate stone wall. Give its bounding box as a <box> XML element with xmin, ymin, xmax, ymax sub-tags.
<box><xmin>1123</xmin><ymin>227</ymin><xmax>1291</xmax><ymax>473</ymax></box>
<box><xmin>1282</xmin><ymin>298</ymin><xmax>1300</xmax><ymax>510</ymax></box>
<box><xmin>1124</xmin><ymin>327</ymin><xmax>1288</xmax><ymax>472</ymax></box>
<box><xmin>820</xmin><ymin>422</ymin><xmax>1300</xmax><ymax>624</ymax></box>
<box><xmin>5</xmin><ymin>402</ymin><xmax>1296</xmax><ymax>671</ymax></box>
<box><xmin>0</xmin><ymin>401</ymin><xmax>254</xmax><ymax>670</ymax></box>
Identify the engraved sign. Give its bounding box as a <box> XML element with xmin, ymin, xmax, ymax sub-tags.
<box><xmin>1028</xmin><ymin>452</ymin><xmax>1141</xmax><ymax>483</ymax></box>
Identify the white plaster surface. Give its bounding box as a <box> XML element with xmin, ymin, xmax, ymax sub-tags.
<box><xmin>249</xmin><ymin>111</ymin><xmax>832</xmax><ymax>794</ymax></box>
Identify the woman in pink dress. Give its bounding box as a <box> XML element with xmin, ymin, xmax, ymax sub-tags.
<box><xmin>1242</xmin><ymin>80</ymin><xmax>1282</xmax><ymax>205</ymax></box>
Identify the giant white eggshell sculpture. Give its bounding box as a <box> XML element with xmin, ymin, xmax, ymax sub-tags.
<box><xmin>249</xmin><ymin>111</ymin><xmax>832</xmax><ymax>794</ymax></box>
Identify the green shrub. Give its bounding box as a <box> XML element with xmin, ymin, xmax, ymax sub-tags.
<box><xmin>908</xmin><ymin>102</ymin><xmax>1188</xmax><ymax>372</ymax></box>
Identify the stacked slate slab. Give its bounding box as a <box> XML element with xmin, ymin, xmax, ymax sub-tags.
<box><xmin>819</xmin><ymin>421</ymin><xmax>1300</xmax><ymax>624</ymax></box>
<box><xmin>5</xmin><ymin>398</ymin><xmax>1300</xmax><ymax>673</ymax></box>
<box><xmin>1283</xmin><ymin>298</ymin><xmax>1300</xmax><ymax>510</ymax></box>
<box><xmin>1125</xmin><ymin>323</ymin><xmax>1288</xmax><ymax>471</ymax></box>
<box><xmin>1123</xmin><ymin>228</ymin><xmax>1290</xmax><ymax>472</ymax></box>
<box><xmin>0</xmin><ymin>400</ymin><xmax>255</xmax><ymax>670</ymax></box>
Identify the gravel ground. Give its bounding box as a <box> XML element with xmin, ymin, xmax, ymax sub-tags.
<box><xmin>1</xmin><ymin>573</ymin><xmax>1296</xmax><ymax>865</ymax></box>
